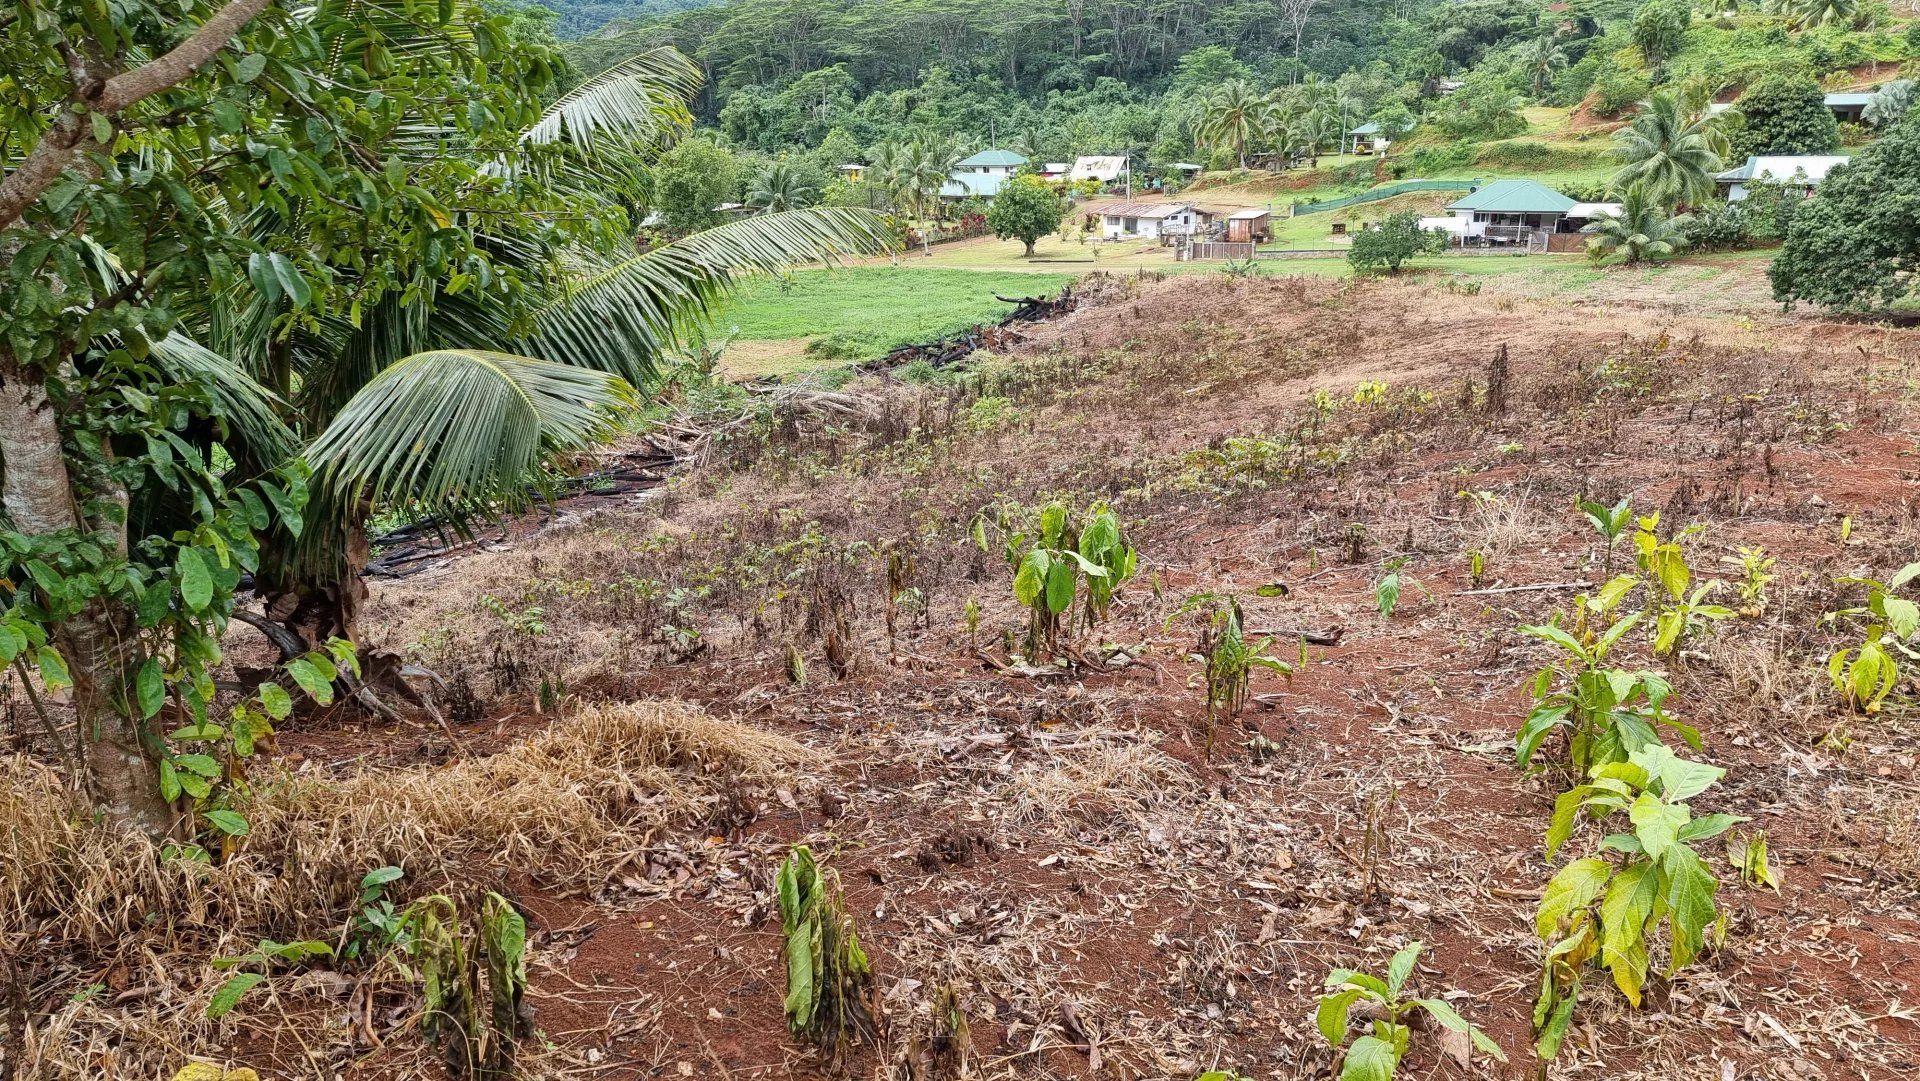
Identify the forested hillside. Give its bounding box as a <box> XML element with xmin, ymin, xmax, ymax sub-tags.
<box><xmin>542</xmin><ymin>0</ymin><xmax>717</xmax><ymax>38</ymax></box>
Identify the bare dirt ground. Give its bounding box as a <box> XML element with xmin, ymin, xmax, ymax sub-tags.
<box><xmin>9</xmin><ymin>274</ymin><xmax>1920</xmax><ymax>1081</ymax></box>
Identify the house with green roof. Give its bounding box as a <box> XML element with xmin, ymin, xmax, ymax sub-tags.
<box><xmin>955</xmin><ymin>149</ymin><xmax>1027</xmax><ymax>175</ymax></box>
<box><xmin>1436</xmin><ymin>179</ymin><xmax>1578</xmax><ymax>247</ymax></box>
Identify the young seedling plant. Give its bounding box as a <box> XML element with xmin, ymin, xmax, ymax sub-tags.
<box><xmin>1515</xmin><ymin>578</ymin><xmax>1700</xmax><ymax>777</ymax></box>
<box><xmin>1533</xmin><ymin>745</ymin><xmax>1743</xmax><ymax>1060</ymax></box>
<box><xmin>1374</xmin><ymin>557</ymin><xmax>1424</xmax><ymax>619</ymax></box>
<box><xmin>1577</xmin><ymin>495</ymin><xmax>1633</xmax><ymax>578</ymax></box>
<box><xmin>1316</xmin><ymin>941</ymin><xmax>1506</xmax><ymax>1080</ymax></box>
<box><xmin>976</xmin><ymin>500</ymin><xmax>1137</xmax><ymax>661</ymax></box>
<box><xmin>1823</xmin><ymin>561</ymin><xmax>1920</xmax><ymax>713</ymax></box>
<box><xmin>1632</xmin><ymin>515</ymin><xmax>1734</xmax><ymax>656</ymax></box>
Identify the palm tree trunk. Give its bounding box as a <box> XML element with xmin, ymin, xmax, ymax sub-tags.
<box><xmin>0</xmin><ymin>351</ymin><xmax>173</xmax><ymax>835</ymax></box>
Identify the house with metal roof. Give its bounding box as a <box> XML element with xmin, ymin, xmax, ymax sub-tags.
<box><xmin>955</xmin><ymin>149</ymin><xmax>1027</xmax><ymax>173</ymax></box>
<box><xmin>1098</xmin><ymin>201</ymin><xmax>1209</xmax><ymax>240</ymax></box>
<box><xmin>1070</xmin><ymin>155</ymin><xmax>1129</xmax><ymax>183</ymax></box>
<box><xmin>1440</xmin><ymin>180</ymin><xmax>1577</xmax><ymax>246</ymax></box>
<box><xmin>1715</xmin><ymin>154</ymin><xmax>1850</xmax><ymax>201</ymax></box>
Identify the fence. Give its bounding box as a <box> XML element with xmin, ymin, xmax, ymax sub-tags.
<box><xmin>1291</xmin><ymin>178</ymin><xmax>1479</xmax><ymax>216</ymax></box>
<box><xmin>1180</xmin><ymin>241</ymin><xmax>1257</xmax><ymax>261</ymax></box>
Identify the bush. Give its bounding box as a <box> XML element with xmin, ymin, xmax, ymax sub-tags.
<box><xmin>805</xmin><ymin>332</ymin><xmax>868</xmax><ymax>360</ymax></box>
<box><xmin>1591</xmin><ymin>68</ymin><xmax>1652</xmax><ymax>118</ymax></box>
<box><xmin>1679</xmin><ymin>200</ymin><xmax>1754</xmax><ymax>251</ymax></box>
<box><xmin>1770</xmin><ymin>117</ymin><xmax>1920</xmax><ymax>310</ymax></box>
<box><xmin>1348</xmin><ymin>211</ymin><xmax>1447</xmax><ymax>273</ymax></box>
<box><xmin>1477</xmin><ymin>140</ymin><xmax>1554</xmax><ymax>167</ymax></box>
<box><xmin>1400</xmin><ymin>141</ymin><xmax>1478</xmax><ymax>175</ymax></box>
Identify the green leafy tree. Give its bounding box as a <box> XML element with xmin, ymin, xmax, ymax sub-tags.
<box><xmin>1348</xmin><ymin>212</ymin><xmax>1444</xmax><ymax>273</ymax></box>
<box><xmin>1609</xmin><ymin>92</ymin><xmax>1726</xmax><ymax>206</ymax></box>
<box><xmin>986</xmin><ymin>176</ymin><xmax>1065</xmax><ymax>257</ymax></box>
<box><xmin>1518</xmin><ymin>36</ymin><xmax>1571</xmax><ymax>98</ymax></box>
<box><xmin>1195</xmin><ymin>80</ymin><xmax>1272</xmax><ymax>169</ymax></box>
<box><xmin>1435</xmin><ymin>70</ymin><xmax>1528</xmax><ymax>140</ymax></box>
<box><xmin>654</xmin><ymin>137</ymin><xmax>743</xmax><ymax>235</ymax></box>
<box><xmin>1780</xmin><ymin>0</ymin><xmax>1864</xmax><ymax>28</ymax></box>
<box><xmin>1769</xmin><ymin>116</ymin><xmax>1918</xmax><ymax>310</ymax></box>
<box><xmin>1630</xmin><ymin>0</ymin><xmax>1691</xmax><ymax>76</ymax></box>
<box><xmin>1731</xmin><ymin>73</ymin><xmax>1840</xmax><ymax>157</ymax></box>
<box><xmin>1584</xmin><ymin>185</ymin><xmax>1693</xmax><ymax>265</ymax></box>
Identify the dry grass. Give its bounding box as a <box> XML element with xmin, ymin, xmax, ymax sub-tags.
<box><xmin>2</xmin><ymin>699</ymin><xmax>804</xmax><ymax>1079</ymax></box>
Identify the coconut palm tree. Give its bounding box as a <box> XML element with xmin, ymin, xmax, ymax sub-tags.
<box><xmin>748</xmin><ymin>161</ymin><xmax>819</xmax><ymax>212</ymax></box>
<box><xmin>1864</xmin><ymin>79</ymin><xmax>1915</xmax><ymax>128</ymax></box>
<box><xmin>1780</xmin><ymin>0</ymin><xmax>1863</xmax><ymax>28</ymax></box>
<box><xmin>1609</xmin><ymin>91</ymin><xmax>1727</xmax><ymax>207</ymax></box>
<box><xmin>195</xmin><ymin>43</ymin><xmax>889</xmax><ymax>651</ymax></box>
<box><xmin>1583</xmin><ymin>184</ymin><xmax>1693</xmax><ymax>265</ymax></box>
<box><xmin>1195</xmin><ymin>80</ymin><xmax>1272</xmax><ymax>168</ymax></box>
<box><xmin>904</xmin><ymin>135</ymin><xmax>959</xmax><ymax>220</ymax></box>
<box><xmin>1518</xmin><ymin>36</ymin><xmax>1570</xmax><ymax>98</ymax></box>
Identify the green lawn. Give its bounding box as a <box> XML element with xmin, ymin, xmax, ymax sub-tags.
<box><xmin>711</xmin><ymin>266</ymin><xmax>1077</xmax><ymax>376</ymax></box>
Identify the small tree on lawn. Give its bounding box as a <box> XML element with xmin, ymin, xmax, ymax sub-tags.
<box><xmin>987</xmin><ymin>176</ymin><xmax>1066</xmax><ymax>257</ymax></box>
<box><xmin>1770</xmin><ymin>115</ymin><xmax>1920</xmax><ymax>311</ymax></box>
<box><xmin>1348</xmin><ymin>211</ymin><xmax>1444</xmax><ymax>273</ymax></box>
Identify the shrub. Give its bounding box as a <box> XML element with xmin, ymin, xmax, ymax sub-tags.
<box><xmin>804</xmin><ymin>332</ymin><xmax>867</xmax><ymax>360</ymax></box>
<box><xmin>1348</xmin><ymin>211</ymin><xmax>1447</xmax><ymax>273</ymax></box>
<box><xmin>1770</xmin><ymin>114</ymin><xmax>1920</xmax><ymax>310</ymax></box>
<box><xmin>1680</xmin><ymin>200</ymin><xmax>1755</xmax><ymax>251</ymax></box>
<box><xmin>1591</xmin><ymin>68</ymin><xmax>1653</xmax><ymax>117</ymax></box>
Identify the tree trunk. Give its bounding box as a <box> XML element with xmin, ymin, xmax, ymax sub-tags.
<box><xmin>1023</xmin><ymin>238</ymin><xmax>1036</xmax><ymax>257</ymax></box>
<box><xmin>255</xmin><ymin>502</ymin><xmax>371</xmax><ymax>654</ymax></box>
<box><xmin>0</xmin><ymin>353</ymin><xmax>174</xmax><ymax>834</ymax></box>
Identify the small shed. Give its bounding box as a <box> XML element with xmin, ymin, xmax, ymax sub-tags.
<box><xmin>837</xmin><ymin>163</ymin><xmax>865</xmax><ymax>184</ymax></box>
<box><xmin>1346</xmin><ymin>122</ymin><xmax>1390</xmax><ymax>155</ymax></box>
<box><xmin>1224</xmin><ymin>208</ymin><xmax>1271</xmax><ymax>244</ymax></box>
<box><xmin>1824</xmin><ymin>92</ymin><xmax>1873</xmax><ymax>123</ymax></box>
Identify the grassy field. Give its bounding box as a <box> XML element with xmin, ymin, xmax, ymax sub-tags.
<box><xmin>712</xmin><ymin>266</ymin><xmax>1077</xmax><ymax>376</ymax></box>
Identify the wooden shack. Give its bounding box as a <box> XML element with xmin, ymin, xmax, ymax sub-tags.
<box><xmin>1224</xmin><ymin>208</ymin><xmax>1271</xmax><ymax>244</ymax></box>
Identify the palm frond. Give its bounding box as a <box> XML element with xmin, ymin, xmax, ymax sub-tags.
<box><xmin>149</xmin><ymin>333</ymin><xmax>301</xmax><ymax>467</ymax></box>
<box><xmin>524</xmin><ymin>47</ymin><xmax>703</xmax><ymax>150</ymax></box>
<box><xmin>305</xmin><ymin>349</ymin><xmax>636</xmax><ymax>510</ymax></box>
<box><xmin>523</xmin><ymin>207</ymin><xmax>894</xmax><ymax>384</ymax></box>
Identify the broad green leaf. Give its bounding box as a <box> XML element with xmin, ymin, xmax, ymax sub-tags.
<box><xmin>135</xmin><ymin>657</ymin><xmax>165</xmax><ymax>719</ymax></box>
<box><xmin>782</xmin><ymin>919</ymin><xmax>816</xmax><ymax>1028</ymax></box>
<box><xmin>1677</xmin><ymin>813</ymin><xmax>1744</xmax><ymax>844</ymax></box>
<box><xmin>205</xmin><ymin>809</ymin><xmax>250</xmax><ymax>836</ymax></box>
<box><xmin>259</xmin><ymin>682</ymin><xmax>293</xmax><ymax>720</ymax></box>
<box><xmin>206</xmin><ymin>972</ymin><xmax>265</xmax><ymax>1019</ymax></box>
<box><xmin>1317</xmin><ymin>988</ymin><xmax>1362</xmax><ymax>1046</ymax></box>
<box><xmin>159</xmin><ymin>759</ymin><xmax>182</xmax><ymax>802</ymax></box>
<box><xmin>1597</xmin><ymin>861</ymin><xmax>1657</xmax><ymax>1006</ymax></box>
<box><xmin>1339</xmin><ymin>1034</ymin><xmax>1399</xmax><ymax>1081</ymax></box>
<box><xmin>1386</xmin><ymin>941</ymin><xmax>1420</xmax><ymax>995</ymax></box>
<box><xmin>176</xmin><ymin>548</ymin><xmax>213</xmax><ymax>611</ymax></box>
<box><xmin>1013</xmin><ymin>550</ymin><xmax>1048</xmax><ymax>607</ymax></box>
<box><xmin>1662</xmin><ymin>846</ymin><xmax>1719</xmax><ymax>972</ymax></box>
<box><xmin>285</xmin><ymin>658</ymin><xmax>334</xmax><ymax>703</ymax></box>
<box><xmin>1414</xmin><ymin>999</ymin><xmax>1507</xmax><ymax>1062</ymax></box>
<box><xmin>1043</xmin><ymin>558</ymin><xmax>1075</xmax><ymax>615</ymax></box>
<box><xmin>1629</xmin><ymin>792</ymin><xmax>1687</xmax><ymax>860</ymax></box>
<box><xmin>0</xmin><ymin>623</ymin><xmax>24</xmax><ymax>665</ymax></box>
<box><xmin>1537</xmin><ymin>858</ymin><xmax>1611</xmax><ymax>938</ymax></box>
<box><xmin>36</xmin><ymin>647</ymin><xmax>71</xmax><ymax>691</ymax></box>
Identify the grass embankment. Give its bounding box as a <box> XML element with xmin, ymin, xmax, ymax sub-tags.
<box><xmin>713</xmin><ymin>266</ymin><xmax>1076</xmax><ymax>377</ymax></box>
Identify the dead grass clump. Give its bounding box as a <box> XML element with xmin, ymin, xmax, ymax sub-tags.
<box><xmin>1005</xmin><ymin>740</ymin><xmax>1197</xmax><ymax>831</ymax></box>
<box><xmin>1</xmin><ymin>701</ymin><xmax>804</xmax><ymax>1077</ymax></box>
<box><xmin>1823</xmin><ymin>783</ymin><xmax>1920</xmax><ymax>886</ymax></box>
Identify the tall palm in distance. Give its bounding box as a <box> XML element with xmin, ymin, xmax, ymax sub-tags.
<box><xmin>748</xmin><ymin>160</ymin><xmax>819</xmax><ymax>211</ymax></box>
<box><xmin>1608</xmin><ymin>91</ymin><xmax>1726</xmax><ymax>208</ymax></box>
<box><xmin>1195</xmin><ymin>80</ymin><xmax>1271</xmax><ymax>168</ymax></box>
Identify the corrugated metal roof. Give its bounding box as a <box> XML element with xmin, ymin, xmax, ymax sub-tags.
<box><xmin>1715</xmin><ymin>154</ymin><xmax>1850</xmax><ymax>182</ymax></box>
<box><xmin>1445</xmin><ymin>179</ymin><xmax>1576</xmax><ymax>213</ymax></box>
<box><xmin>1824</xmin><ymin>92</ymin><xmax>1874</xmax><ymax>107</ymax></box>
<box><xmin>1099</xmin><ymin>202</ymin><xmax>1191</xmax><ymax>219</ymax></box>
<box><xmin>1350</xmin><ymin>122</ymin><xmax>1382</xmax><ymax>134</ymax></box>
<box><xmin>1227</xmin><ymin>208</ymin><xmax>1270</xmax><ymax>219</ymax></box>
<box><xmin>957</xmin><ymin>149</ymin><xmax>1027</xmax><ymax>168</ymax></box>
<box><xmin>940</xmin><ymin>172</ymin><xmax>1010</xmax><ymax>199</ymax></box>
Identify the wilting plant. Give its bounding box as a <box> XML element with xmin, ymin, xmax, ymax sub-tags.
<box><xmin>1823</xmin><ymin>561</ymin><xmax>1920</xmax><ymax>713</ymax></box>
<box><xmin>391</xmin><ymin>892</ymin><xmax>531</xmax><ymax>1079</ymax></box>
<box><xmin>1175</xmin><ymin>594</ymin><xmax>1296</xmax><ymax>758</ymax></box>
<box><xmin>1722</xmin><ymin>546</ymin><xmax>1775</xmax><ymax>617</ymax></box>
<box><xmin>1515</xmin><ymin>579</ymin><xmax>1700</xmax><ymax>776</ymax></box>
<box><xmin>1317</xmin><ymin>941</ymin><xmax>1506</xmax><ymax>1080</ymax></box>
<box><xmin>1533</xmin><ymin>746</ymin><xmax>1742</xmax><ymax>1060</ymax></box>
<box><xmin>778</xmin><ymin>845</ymin><xmax>877</xmax><ymax>1067</ymax></box>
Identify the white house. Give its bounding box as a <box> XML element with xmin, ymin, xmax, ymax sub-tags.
<box><xmin>1099</xmin><ymin>202</ymin><xmax>1205</xmax><ymax>240</ymax></box>
<box><xmin>955</xmin><ymin>149</ymin><xmax>1026</xmax><ymax>178</ymax></box>
<box><xmin>1071</xmin><ymin>155</ymin><xmax>1129</xmax><ymax>184</ymax></box>
<box><xmin>1439</xmin><ymin>179</ymin><xmax>1577</xmax><ymax>244</ymax></box>
<box><xmin>1346</xmin><ymin>122</ymin><xmax>1391</xmax><ymax>155</ymax></box>
<box><xmin>1715</xmin><ymin>155</ymin><xmax>1849</xmax><ymax>202</ymax></box>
